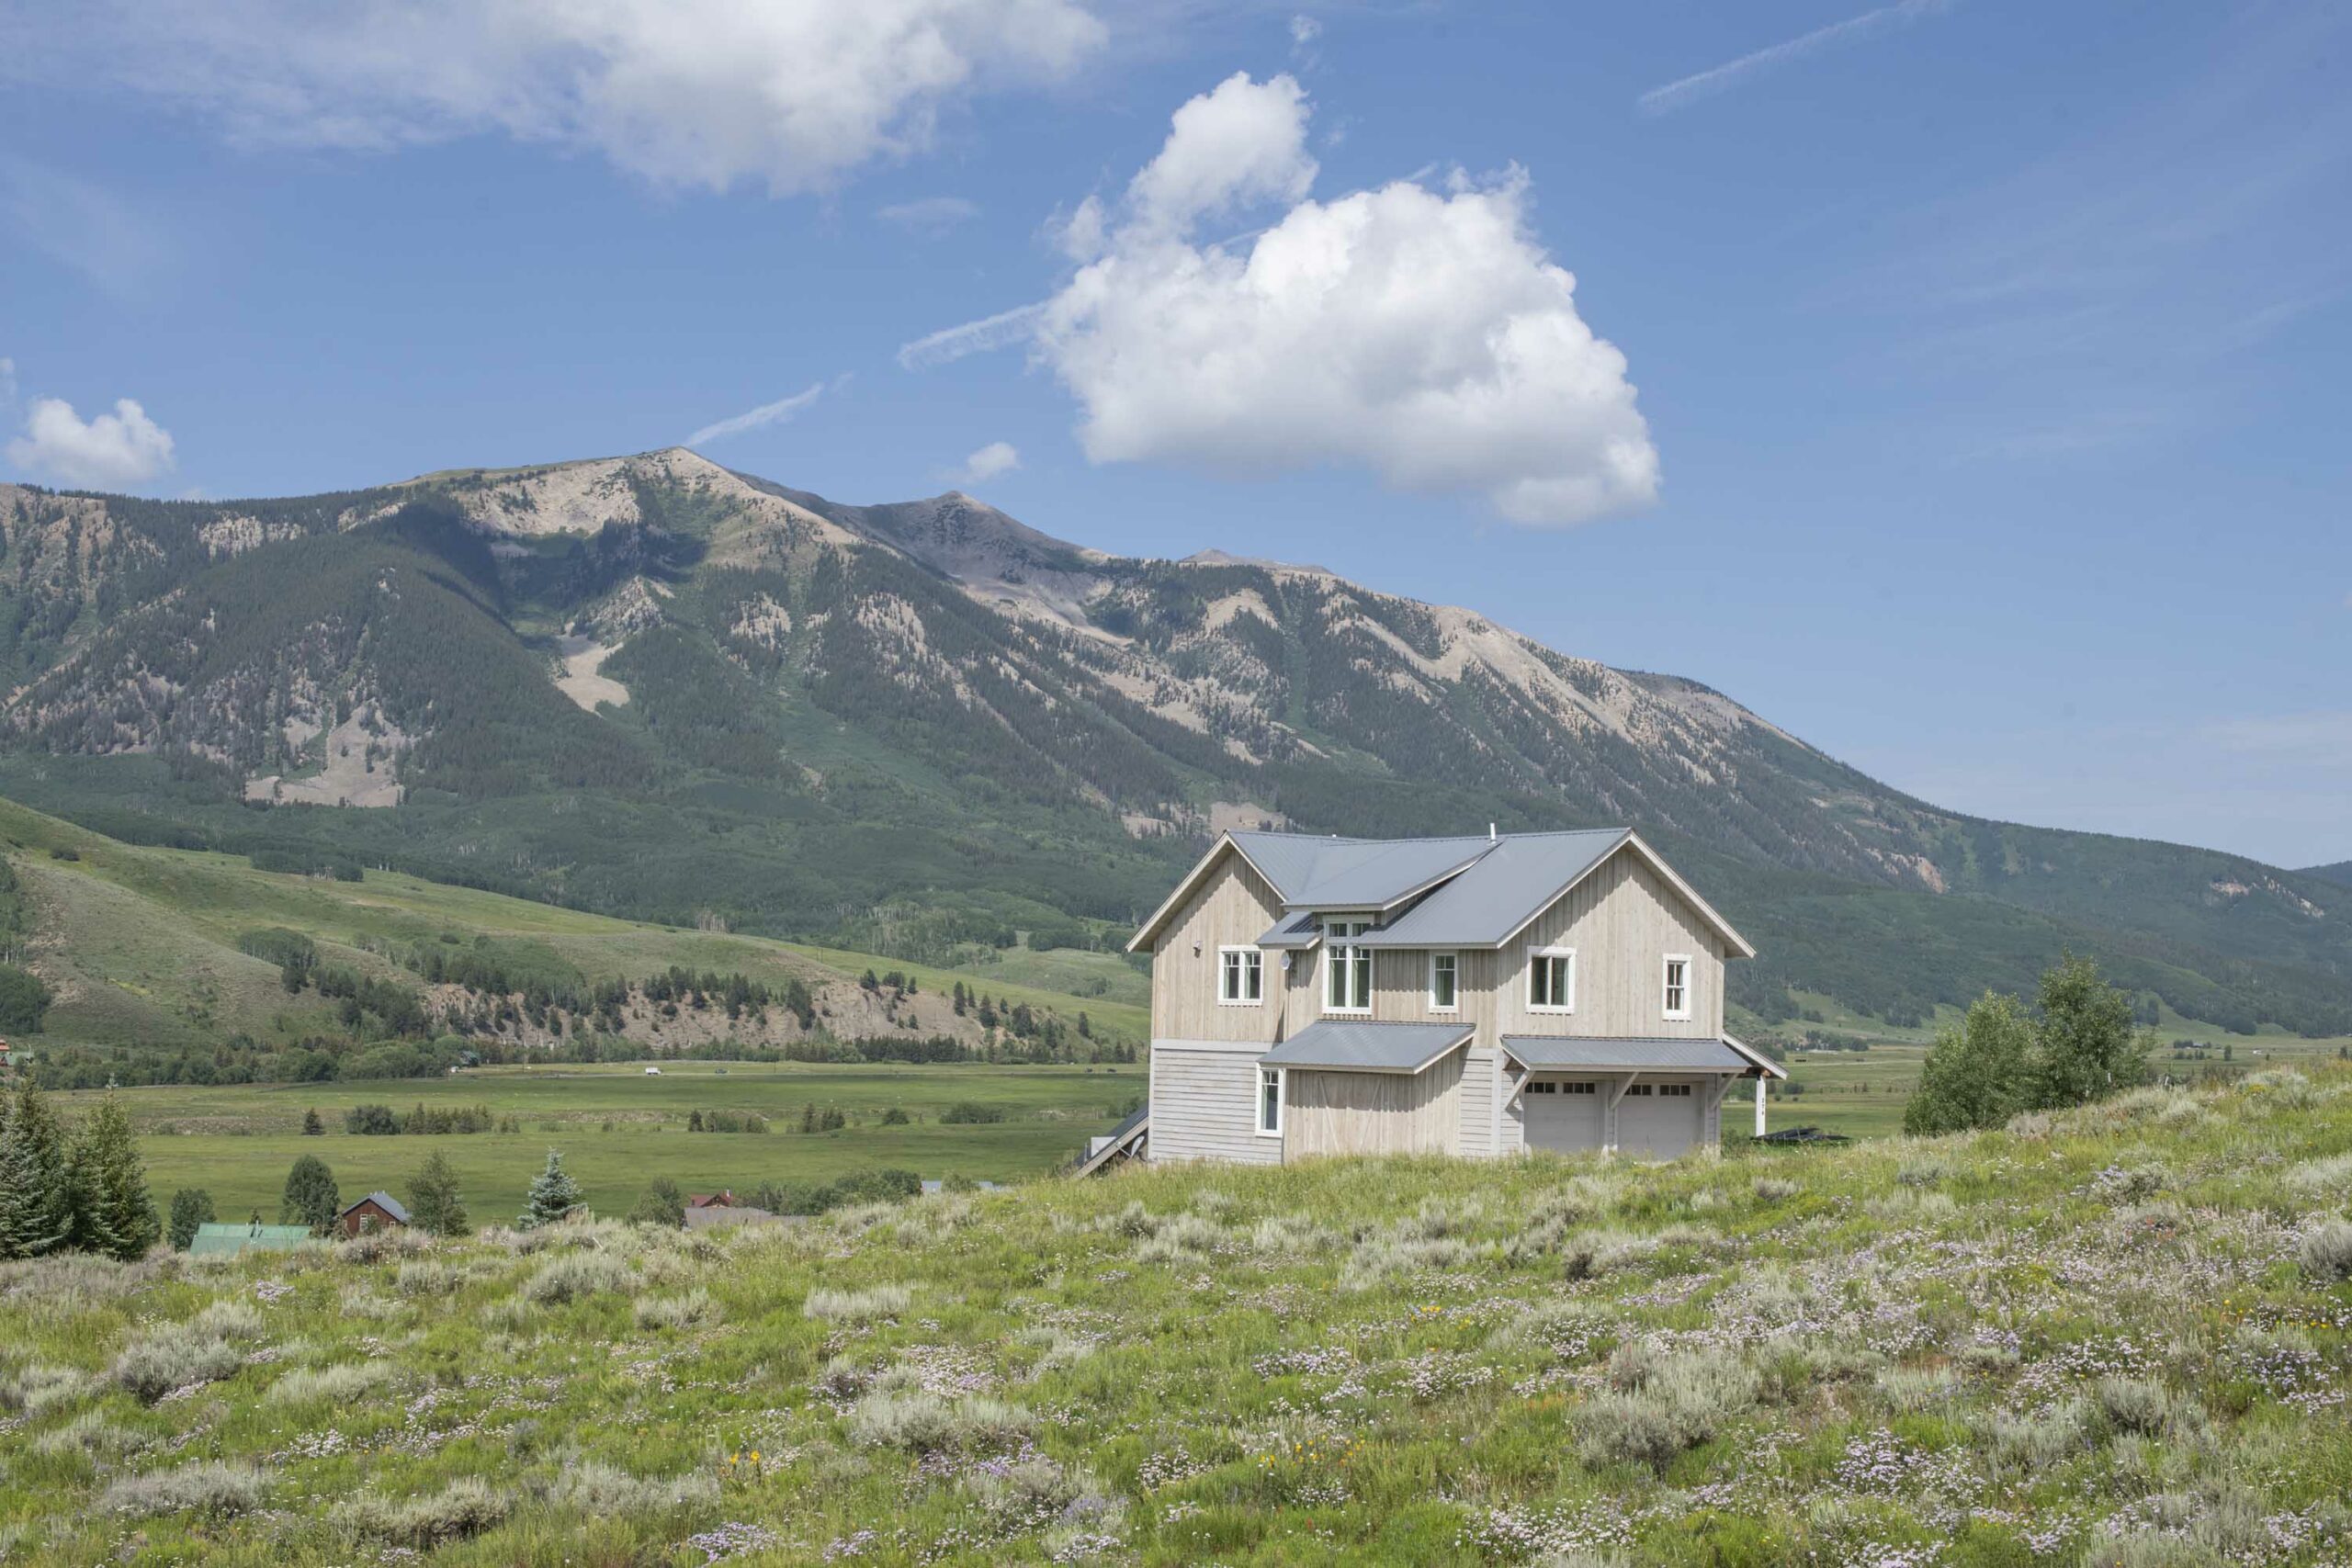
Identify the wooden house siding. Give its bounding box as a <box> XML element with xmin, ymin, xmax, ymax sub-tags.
<box><xmin>1148</xmin><ymin>1042</ymin><xmax>1283</xmax><ymax>1165</ymax></box>
<box><xmin>1283</xmin><ymin>1051</ymin><xmax>1464</xmax><ymax>1160</ymax></box>
<box><xmin>1499</xmin><ymin>852</ymin><xmax>1724</xmax><ymax>1041</ymax></box>
<box><xmin>1457</xmin><ymin>1047</ymin><xmax>1499</xmax><ymax>1157</ymax></box>
<box><xmin>1150</xmin><ymin>852</ymin><xmax>1285</xmax><ymax>1043</ymax></box>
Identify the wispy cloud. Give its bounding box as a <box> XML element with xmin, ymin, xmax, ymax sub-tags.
<box><xmin>0</xmin><ymin>157</ymin><xmax>171</xmax><ymax>298</ymax></box>
<box><xmin>684</xmin><ymin>382</ymin><xmax>825</xmax><ymax>446</ymax></box>
<box><xmin>897</xmin><ymin>301</ymin><xmax>1048</xmax><ymax>370</ymax></box>
<box><xmin>877</xmin><ymin>196</ymin><xmax>981</xmax><ymax>235</ymax></box>
<box><xmin>1638</xmin><ymin>0</ymin><xmax>1956</xmax><ymax>117</ymax></box>
<box><xmin>0</xmin><ymin>357</ymin><xmax>15</xmax><ymax>406</ymax></box>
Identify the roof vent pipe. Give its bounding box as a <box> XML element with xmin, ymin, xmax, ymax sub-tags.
<box><xmin>1488</xmin><ymin>822</ymin><xmax>1497</xmax><ymax>841</ymax></box>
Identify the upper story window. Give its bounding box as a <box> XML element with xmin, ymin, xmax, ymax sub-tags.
<box><xmin>1324</xmin><ymin>919</ymin><xmax>1373</xmax><ymax>1013</ymax></box>
<box><xmin>1427</xmin><ymin>952</ymin><xmax>1459</xmax><ymax>1011</ymax></box>
<box><xmin>1662</xmin><ymin>954</ymin><xmax>1692</xmax><ymax>1021</ymax></box>
<box><xmin>1527</xmin><ymin>945</ymin><xmax>1576</xmax><ymax>1013</ymax></box>
<box><xmin>1218</xmin><ymin>946</ymin><xmax>1263</xmax><ymax>1005</ymax></box>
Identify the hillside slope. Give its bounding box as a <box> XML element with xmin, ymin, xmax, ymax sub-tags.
<box><xmin>0</xmin><ymin>454</ymin><xmax>2345</xmax><ymax>1036</ymax></box>
<box><xmin>0</xmin><ymin>795</ymin><xmax>1143</xmax><ymax>1087</ymax></box>
<box><xmin>4</xmin><ymin>1066</ymin><xmax>2350</xmax><ymax>1563</ymax></box>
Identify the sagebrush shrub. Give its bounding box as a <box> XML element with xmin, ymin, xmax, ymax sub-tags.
<box><xmin>2298</xmin><ymin>1221</ymin><xmax>2352</xmax><ymax>1284</ymax></box>
<box><xmin>635</xmin><ymin>1289</ymin><xmax>719</xmax><ymax>1330</ymax></box>
<box><xmin>113</xmin><ymin>1325</ymin><xmax>243</xmax><ymax>1404</ymax></box>
<box><xmin>265</xmin><ymin>1360</ymin><xmax>394</xmax><ymax>1406</ymax></box>
<box><xmin>99</xmin><ymin>1461</ymin><xmax>265</xmax><ymax>1519</ymax></box>
<box><xmin>804</xmin><ymin>1284</ymin><xmax>910</xmax><ymax>1323</ymax></box>
<box><xmin>548</xmin><ymin>1461</ymin><xmax>718</xmax><ymax>1513</ymax></box>
<box><xmin>337</xmin><ymin>1476</ymin><xmax>510</xmax><ymax>1547</ymax></box>
<box><xmin>520</xmin><ymin>1250</ymin><xmax>638</xmax><ymax>1303</ymax></box>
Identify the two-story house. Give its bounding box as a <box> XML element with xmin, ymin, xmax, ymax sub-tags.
<box><xmin>1124</xmin><ymin>827</ymin><xmax>1783</xmax><ymax>1165</ymax></box>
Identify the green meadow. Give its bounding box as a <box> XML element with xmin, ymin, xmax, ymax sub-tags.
<box><xmin>6</xmin><ymin>1063</ymin><xmax>2351</xmax><ymax>1564</ymax></box>
<box><xmin>72</xmin><ymin>1061</ymin><xmax>1137</xmax><ymax>1218</ymax></box>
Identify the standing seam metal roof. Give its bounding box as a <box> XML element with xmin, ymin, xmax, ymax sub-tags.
<box><xmin>1352</xmin><ymin>829</ymin><xmax>1629</xmax><ymax>948</ymax></box>
<box><xmin>1258</xmin><ymin>1020</ymin><xmax>1474</xmax><ymax>1073</ymax></box>
<box><xmin>1499</xmin><ymin>1036</ymin><xmax>1758</xmax><ymax>1072</ymax></box>
<box><xmin>1228</xmin><ymin>831</ymin><xmax>1500</xmax><ymax>909</ymax></box>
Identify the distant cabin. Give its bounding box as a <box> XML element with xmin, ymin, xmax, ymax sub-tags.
<box><xmin>336</xmin><ymin>1191</ymin><xmax>412</xmax><ymax>1236</ymax></box>
<box><xmin>1125</xmin><ymin>828</ymin><xmax>1786</xmax><ymax>1167</ymax></box>
<box><xmin>187</xmin><ymin>1223</ymin><xmax>313</xmax><ymax>1257</ymax></box>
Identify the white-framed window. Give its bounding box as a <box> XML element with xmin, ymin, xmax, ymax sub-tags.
<box><xmin>1427</xmin><ymin>952</ymin><xmax>1459</xmax><ymax>1011</ymax></box>
<box><xmin>1527</xmin><ymin>945</ymin><xmax>1576</xmax><ymax>1013</ymax></box>
<box><xmin>1662</xmin><ymin>954</ymin><xmax>1692</xmax><ymax>1021</ymax></box>
<box><xmin>1218</xmin><ymin>946</ymin><xmax>1263</xmax><ymax>1005</ymax></box>
<box><xmin>1324</xmin><ymin>920</ymin><xmax>1373</xmax><ymax>1013</ymax></box>
<box><xmin>1258</xmin><ymin>1067</ymin><xmax>1283</xmax><ymax>1136</ymax></box>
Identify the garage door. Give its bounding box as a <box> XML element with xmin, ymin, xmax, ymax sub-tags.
<box><xmin>1521</xmin><ymin>1077</ymin><xmax>1603</xmax><ymax>1153</ymax></box>
<box><xmin>1615</xmin><ymin>1079</ymin><xmax>1702</xmax><ymax>1157</ymax></box>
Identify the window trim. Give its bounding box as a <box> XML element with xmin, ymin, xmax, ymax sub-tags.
<box><xmin>1426</xmin><ymin>951</ymin><xmax>1461</xmax><ymax>1013</ymax></box>
<box><xmin>1216</xmin><ymin>945</ymin><xmax>1264</xmax><ymax>1007</ymax></box>
<box><xmin>1662</xmin><ymin>953</ymin><xmax>1693</xmax><ymax>1021</ymax></box>
<box><xmin>1526</xmin><ymin>944</ymin><xmax>1577</xmax><ymax>1014</ymax></box>
<box><xmin>1257</xmin><ymin>1066</ymin><xmax>1284</xmax><ymax>1137</ymax></box>
<box><xmin>1322</xmin><ymin>919</ymin><xmax>1374</xmax><ymax>1016</ymax></box>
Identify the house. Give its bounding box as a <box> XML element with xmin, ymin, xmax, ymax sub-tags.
<box><xmin>187</xmin><ymin>1222</ymin><xmax>314</xmax><ymax>1257</ymax></box>
<box><xmin>335</xmin><ymin>1190</ymin><xmax>412</xmax><ymax>1236</ymax></box>
<box><xmin>686</xmin><ymin>1190</ymin><xmax>736</xmax><ymax>1209</ymax></box>
<box><xmin>1128</xmin><ymin>827</ymin><xmax>1786</xmax><ymax>1165</ymax></box>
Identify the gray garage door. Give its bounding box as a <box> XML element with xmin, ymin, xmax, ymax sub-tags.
<box><xmin>1615</xmin><ymin>1079</ymin><xmax>1702</xmax><ymax>1157</ymax></box>
<box><xmin>1522</xmin><ymin>1077</ymin><xmax>1603</xmax><ymax>1153</ymax></box>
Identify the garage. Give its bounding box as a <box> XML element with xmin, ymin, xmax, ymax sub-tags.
<box><xmin>1521</xmin><ymin>1077</ymin><xmax>1603</xmax><ymax>1153</ymax></box>
<box><xmin>1613</xmin><ymin>1078</ymin><xmax>1703</xmax><ymax>1157</ymax></box>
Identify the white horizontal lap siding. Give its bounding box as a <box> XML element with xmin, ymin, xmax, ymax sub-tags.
<box><xmin>1457</xmin><ymin>1047</ymin><xmax>1498</xmax><ymax>1158</ymax></box>
<box><xmin>1147</xmin><ymin>1042</ymin><xmax>1282</xmax><ymax>1165</ymax></box>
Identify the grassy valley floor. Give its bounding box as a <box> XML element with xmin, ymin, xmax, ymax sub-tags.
<box><xmin>6</xmin><ymin>1065</ymin><xmax>2352</xmax><ymax>1564</ymax></box>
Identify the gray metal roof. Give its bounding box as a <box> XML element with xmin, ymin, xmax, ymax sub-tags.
<box><xmin>1260</xmin><ymin>1020</ymin><xmax>1472</xmax><ymax>1074</ymax></box>
<box><xmin>1355</xmin><ymin>829</ymin><xmax>1629</xmax><ymax>948</ymax></box>
<box><xmin>1230</xmin><ymin>830</ymin><xmax>1498</xmax><ymax>910</ymax></box>
<box><xmin>1501</xmin><ymin>1035</ymin><xmax>1757</xmax><ymax>1073</ymax></box>
<box><xmin>1254</xmin><ymin>909</ymin><xmax>1323</xmax><ymax>949</ymax></box>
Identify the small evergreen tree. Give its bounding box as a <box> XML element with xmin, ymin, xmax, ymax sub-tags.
<box><xmin>301</xmin><ymin>1109</ymin><xmax>324</xmax><ymax>1135</ymax></box>
<box><xmin>167</xmin><ymin>1188</ymin><xmax>216</xmax><ymax>1251</ymax></box>
<box><xmin>627</xmin><ymin>1177</ymin><xmax>685</xmax><ymax>1228</ymax></box>
<box><xmin>516</xmin><ymin>1149</ymin><xmax>582</xmax><ymax>1229</ymax></box>
<box><xmin>68</xmin><ymin>1093</ymin><xmax>159</xmax><ymax>1260</ymax></box>
<box><xmin>406</xmin><ymin>1150</ymin><xmax>469</xmax><ymax>1236</ymax></box>
<box><xmin>0</xmin><ymin>1082</ymin><xmax>74</xmax><ymax>1260</ymax></box>
<box><xmin>280</xmin><ymin>1154</ymin><xmax>341</xmax><ymax>1234</ymax></box>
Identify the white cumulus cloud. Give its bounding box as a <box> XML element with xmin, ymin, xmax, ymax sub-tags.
<box><xmin>1029</xmin><ymin>73</ymin><xmax>1658</xmax><ymax>526</ymax></box>
<box><xmin>951</xmin><ymin>441</ymin><xmax>1021</xmax><ymax>486</ymax></box>
<box><xmin>10</xmin><ymin>0</ymin><xmax>1106</xmax><ymax>197</ymax></box>
<box><xmin>7</xmin><ymin>395</ymin><xmax>177</xmax><ymax>490</ymax></box>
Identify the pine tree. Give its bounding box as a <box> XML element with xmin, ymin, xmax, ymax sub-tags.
<box><xmin>406</xmin><ymin>1151</ymin><xmax>469</xmax><ymax>1237</ymax></box>
<box><xmin>167</xmin><ymin>1188</ymin><xmax>216</xmax><ymax>1250</ymax></box>
<box><xmin>301</xmin><ymin>1109</ymin><xmax>323</xmax><ymax>1135</ymax></box>
<box><xmin>516</xmin><ymin>1149</ymin><xmax>582</xmax><ymax>1229</ymax></box>
<box><xmin>0</xmin><ymin>1082</ymin><xmax>74</xmax><ymax>1260</ymax></box>
<box><xmin>70</xmin><ymin>1093</ymin><xmax>160</xmax><ymax>1260</ymax></box>
<box><xmin>280</xmin><ymin>1154</ymin><xmax>341</xmax><ymax>1234</ymax></box>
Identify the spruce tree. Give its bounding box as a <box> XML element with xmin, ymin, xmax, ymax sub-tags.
<box><xmin>0</xmin><ymin>1082</ymin><xmax>74</xmax><ymax>1260</ymax></box>
<box><xmin>280</xmin><ymin>1154</ymin><xmax>341</xmax><ymax>1234</ymax></box>
<box><xmin>301</xmin><ymin>1109</ymin><xmax>323</xmax><ymax>1135</ymax></box>
<box><xmin>167</xmin><ymin>1188</ymin><xmax>216</xmax><ymax>1250</ymax></box>
<box><xmin>72</xmin><ymin>1093</ymin><xmax>160</xmax><ymax>1260</ymax></box>
<box><xmin>516</xmin><ymin>1149</ymin><xmax>582</xmax><ymax>1229</ymax></box>
<box><xmin>406</xmin><ymin>1151</ymin><xmax>469</xmax><ymax>1237</ymax></box>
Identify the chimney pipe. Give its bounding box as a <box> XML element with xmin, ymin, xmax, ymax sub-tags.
<box><xmin>1488</xmin><ymin>822</ymin><xmax>1497</xmax><ymax>841</ymax></box>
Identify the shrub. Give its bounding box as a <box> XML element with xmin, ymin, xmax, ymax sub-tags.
<box><xmin>100</xmin><ymin>1461</ymin><xmax>266</xmax><ymax>1519</ymax></box>
<box><xmin>847</xmin><ymin>1390</ymin><xmax>1030</xmax><ymax>1453</ymax></box>
<box><xmin>805</xmin><ymin>1284</ymin><xmax>910</xmax><ymax>1323</ymax></box>
<box><xmin>628</xmin><ymin>1178</ymin><xmax>687</xmax><ymax>1229</ymax></box>
<box><xmin>113</xmin><ymin>1325</ymin><xmax>244</xmax><ymax>1404</ymax></box>
<box><xmin>2298</xmin><ymin>1221</ymin><xmax>2352</xmax><ymax>1284</ymax></box>
<box><xmin>940</xmin><ymin>1101</ymin><xmax>1006</xmax><ymax>1124</ymax></box>
<box><xmin>1574</xmin><ymin>1351</ymin><xmax>1758</xmax><ymax>1472</ymax></box>
<box><xmin>635</xmin><ymin>1289</ymin><xmax>718</xmax><ymax>1330</ymax></box>
<box><xmin>395</xmin><ymin>1260</ymin><xmax>461</xmax><ymax>1296</ymax></box>
<box><xmin>521</xmin><ymin>1250</ymin><xmax>638</xmax><ymax>1303</ymax></box>
<box><xmin>1751</xmin><ymin>1177</ymin><xmax>1801</xmax><ymax>1201</ymax></box>
<box><xmin>265</xmin><ymin>1360</ymin><xmax>395</xmax><ymax>1406</ymax></box>
<box><xmin>1134</xmin><ymin>1212</ymin><xmax>1222</xmax><ymax>1263</ymax></box>
<box><xmin>337</xmin><ymin>1477</ymin><xmax>511</xmax><ymax>1547</ymax></box>
<box><xmin>547</xmin><ymin>1461</ymin><xmax>718</xmax><ymax>1514</ymax></box>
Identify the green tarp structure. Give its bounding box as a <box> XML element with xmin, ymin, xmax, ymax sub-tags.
<box><xmin>187</xmin><ymin>1223</ymin><xmax>314</xmax><ymax>1257</ymax></box>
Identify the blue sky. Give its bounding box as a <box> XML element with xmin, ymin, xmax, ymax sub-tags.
<box><xmin>2</xmin><ymin>0</ymin><xmax>2346</xmax><ymax>866</ymax></box>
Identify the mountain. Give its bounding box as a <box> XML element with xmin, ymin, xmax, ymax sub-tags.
<box><xmin>2304</xmin><ymin>863</ymin><xmax>2352</xmax><ymax>890</ymax></box>
<box><xmin>1</xmin><ymin>449</ymin><xmax>2346</xmax><ymax>1038</ymax></box>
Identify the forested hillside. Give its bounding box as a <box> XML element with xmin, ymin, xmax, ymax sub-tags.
<box><xmin>0</xmin><ymin>452</ymin><xmax>2345</xmax><ymax>1039</ymax></box>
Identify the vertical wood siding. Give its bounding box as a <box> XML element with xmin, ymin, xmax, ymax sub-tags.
<box><xmin>1150</xmin><ymin>852</ymin><xmax>1285</xmax><ymax>1043</ymax></box>
<box><xmin>1498</xmin><ymin>852</ymin><xmax>1725</xmax><ymax>1041</ymax></box>
<box><xmin>1148</xmin><ymin>1043</ymin><xmax>1283</xmax><ymax>1164</ymax></box>
<box><xmin>1283</xmin><ymin>1051</ymin><xmax>1464</xmax><ymax>1160</ymax></box>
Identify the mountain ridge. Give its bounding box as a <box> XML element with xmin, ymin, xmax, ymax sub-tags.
<box><xmin>0</xmin><ymin>449</ymin><xmax>2344</xmax><ymax>1038</ymax></box>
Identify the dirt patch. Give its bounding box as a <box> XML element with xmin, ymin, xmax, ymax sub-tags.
<box><xmin>554</xmin><ymin>636</ymin><xmax>630</xmax><ymax>712</ymax></box>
